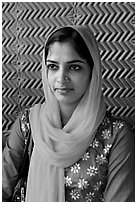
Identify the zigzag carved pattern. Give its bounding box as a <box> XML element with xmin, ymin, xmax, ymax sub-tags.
<box><xmin>2</xmin><ymin>2</ymin><xmax>135</xmax><ymax>134</ymax></box>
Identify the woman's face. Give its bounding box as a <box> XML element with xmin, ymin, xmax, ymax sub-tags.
<box><xmin>46</xmin><ymin>42</ymin><xmax>92</xmax><ymax>106</ymax></box>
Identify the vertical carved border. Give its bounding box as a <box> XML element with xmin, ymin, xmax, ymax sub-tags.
<box><xmin>10</xmin><ymin>2</ymin><xmax>25</xmax><ymax>114</ymax></box>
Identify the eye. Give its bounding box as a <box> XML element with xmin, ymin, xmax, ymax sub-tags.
<box><xmin>47</xmin><ymin>64</ymin><xmax>58</xmax><ymax>70</ymax></box>
<box><xmin>70</xmin><ymin>65</ymin><xmax>81</xmax><ymax>71</ymax></box>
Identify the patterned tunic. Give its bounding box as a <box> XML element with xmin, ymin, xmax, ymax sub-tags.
<box><xmin>2</xmin><ymin>109</ymin><xmax>135</xmax><ymax>202</ymax></box>
<box><xmin>64</xmin><ymin>114</ymin><xmax>128</xmax><ymax>202</ymax></box>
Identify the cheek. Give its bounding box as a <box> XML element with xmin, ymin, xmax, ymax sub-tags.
<box><xmin>82</xmin><ymin>79</ymin><xmax>90</xmax><ymax>91</ymax></box>
<box><xmin>85</xmin><ymin>69</ymin><xmax>92</xmax><ymax>85</ymax></box>
<box><xmin>47</xmin><ymin>73</ymin><xmax>54</xmax><ymax>88</ymax></box>
<box><xmin>73</xmin><ymin>76</ymin><xmax>89</xmax><ymax>93</ymax></box>
<box><xmin>47</xmin><ymin>72</ymin><xmax>58</xmax><ymax>91</ymax></box>
<box><xmin>78</xmin><ymin>73</ymin><xmax>91</xmax><ymax>91</ymax></box>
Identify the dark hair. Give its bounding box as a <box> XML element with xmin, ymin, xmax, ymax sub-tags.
<box><xmin>45</xmin><ymin>27</ymin><xmax>94</xmax><ymax>69</ymax></box>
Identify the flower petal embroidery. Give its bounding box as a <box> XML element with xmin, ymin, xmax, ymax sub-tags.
<box><xmin>102</xmin><ymin>129</ymin><xmax>111</xmax><ymax>139</ymax></box>
<box><xmin>70</xmin><ymin>190</ymin><xmax>80</xmax><ymax>200</ymax></box>
<box><xmin>70</xmin><ymin>163</ymin><xmax>81</xmax><ymax>174</ymax></box>
<box><xmin>65</xmin><ymin>176</ymin><xmax>72</xmax><ymax>187</ymax></box>
<box><xmin>85</xmin><ymin>192</ymin><xmax>95</xmax><ymax>202</ymax></box>
<box><xmin>77</xmin><ymin>178</ymin><xmax>89</xmax><ymax>190</ymax></box>
<box><xmin>96</xmin><ymin>154</ymin><xmax>107</xmax><ymax>165</ymax></box>
<box><xmin>21</xmin><ymin>111</ymin><xmax>30</xmax><ymax>132</ymax></box>
<box><xmin>94</xmin><ymin>181</ymin><xmax>103</xmax><ymax>191</ymax></box>
<box><xmin>21</xmin><ymin>123</ymin><xmax>26</xmax><ymax>132</ymax></box>
<box><xmin>90</xmin><ymin>138</ymin><xmax>99</xmax><ymax>148</ymax></box>
<box><xmin>87</xmin><ymin>166</ymin><xmax>98</xmax><ymax>176</ymax></box>
<box><xmin>113</xmin><ymin>121</ymin><xmax>124</xmax><ymax>129</ymax></box>
<box><xmin>102</xmin><ymin>117</ymin><xmax>110</xmax><ymax>126</ymax></box>
<box><xmin>82</xmin><ymin>152</ymin><xmax>90</xmax><ymax>161</ymax></box>
<box><xmin>103</xmin><ymin>144</ymin><xmax>112</xmax><ymax>154</ymax></box>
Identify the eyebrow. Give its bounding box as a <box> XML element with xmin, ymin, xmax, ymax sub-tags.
<box><xmin>46</xmin><ymin>59</ymin><xmax>85</xmax><ymax>64</ymax></box>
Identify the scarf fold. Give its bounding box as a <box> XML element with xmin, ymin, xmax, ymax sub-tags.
<box><xmin>26</xmin><ymin>25</ymin><xmax>106</xmax><ymax>202</ymax></box>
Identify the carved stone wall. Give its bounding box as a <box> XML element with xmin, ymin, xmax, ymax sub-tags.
<box><xmin>2</xmin><ymin>2</ymin><xmax>135</xmax><ymax>136</ymax></box>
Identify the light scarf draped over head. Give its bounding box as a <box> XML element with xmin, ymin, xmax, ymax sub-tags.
<box><xmin>26</xmin><ymin>25</ymin><xmax>106</xmax><ymax>202</ymax></box>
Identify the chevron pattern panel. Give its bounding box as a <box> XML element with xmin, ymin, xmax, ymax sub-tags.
<box><xmin>2</xmin><ymin>2</ymin><xmax>135</xmax><ymax>137</ymax></box>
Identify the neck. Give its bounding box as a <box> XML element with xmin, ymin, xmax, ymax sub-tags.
<box><xmin>59</xmin><ymin>102</ymin><xmax>78</xmax><ymax>127</ymax></box>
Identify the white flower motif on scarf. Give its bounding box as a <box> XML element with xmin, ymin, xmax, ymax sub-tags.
<box><xmin>70</xmin><ymin>190</ymin><xmax>80</xmax><ymax>200</ymax></box>
<box><xmin>87</xmin><ymin>166</ymin><xmax>98</xmax><ymax>176</ymax></box>
<box><xmin>113</xmin><ymin>120</ymin><xmax>124</xmax><ymax>129</ymax></box>
<box><xmin>96</xmin><ymin>154</ymin><xmax>107</xmax><ymax>165</ymax></box>
<box><xmin>65</xmin><ymin>176</ymin><xmax>72</xmax><ymax>187</ymax></box>
<box><xmin>90</xmin><ymin>138</ymin><xmax>99</xmax><ymax>148</ymax></box>
<box><xmin>85</xmin><ymin>192</ymin><xmax>95</xmax><ymax>202</ymax></box>
<box><xmin>102</xmin><ymin>129</ymin><xmax>111</xmax><ymax>139</ymax></box>
<box><xmin>77</xmin><ymin>178</ymin><xmax>89</xmax><ymax>190</ymax></box>
<box><xmin>82</xmin><ymin>152</ymin><xmax>90</xmax><ymax>161</ymax></box>
<box><xmin>70</xmin><ymin>163</ymin><xmax>81</xmax><ymax>174</ymax></box>
<box><xmin>103</xmin><ymin>144</ymin><xmax>112</xmax><ymax>154</ymax></box>
<box><xmin>94</xmin><ymin>181</ymin><xmax>103</xmax><ymax>191</ymax></box>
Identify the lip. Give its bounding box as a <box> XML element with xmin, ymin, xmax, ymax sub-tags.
<box><xmin>55</xmin><ymin>88</ymin><xmax>73</xmax><ymax>94</ymax></box>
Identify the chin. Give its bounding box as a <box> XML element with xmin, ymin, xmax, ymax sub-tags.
<box><xmin>58</xmin><ymin>98</ymin><xmax>81</xmax><ymax>107</ymax></box>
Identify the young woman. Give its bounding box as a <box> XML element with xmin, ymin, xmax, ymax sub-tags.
<box><xmin>2</xmin><ymin>25</ymin><xmax>135</xmax><ymax>202</ymax></box>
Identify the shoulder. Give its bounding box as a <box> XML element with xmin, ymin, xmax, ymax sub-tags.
<box><xmin>5</xmin><ymin>104</ymin><xmax>39</xmax><ymax>152</ymax></box>
<box><xmin>19</xmin><ymin>103</ymin><xmax>43</xmax><ymax>133</ymax></box>
<box><xmin>108</xmin><ymin>112</ymin><xmax>134</xmax><ymax>142</ymax></box>
<box><xmin>100</xmin><ymin>111</ymin><xmax>134</xmax><ymax>155</ymax></box>
<box><xmin>13</xmin><ymin>103</ymin><xmax>43</xmax><ymax>136</ymax></box>
<box><xmin>5</xmin><ymin>109</ymin><xmax>30</xmax><ymax>152</ymax></box>
<box><xmin>101</xmin><ymin>111</ymin><xmax>133</xmax><ymax>136</ymax></box>
<box><xmin>96</xmin><ymin>111</ymin><xmax>134</xmax><ymax>151</ymax></box>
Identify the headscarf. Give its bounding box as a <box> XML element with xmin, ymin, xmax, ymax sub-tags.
<box><xmin>25</xmin><ymin>25</ymin><xmax>106</xmax><ymax>202</ymax></box>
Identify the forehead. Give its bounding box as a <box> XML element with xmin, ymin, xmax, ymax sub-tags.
<box><xmin>47</xmin><ymin>42</ymin><xmax>82</xmax><ymax>60</ymax></box>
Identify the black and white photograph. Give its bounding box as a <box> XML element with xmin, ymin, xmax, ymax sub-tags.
<box><xmin>2</xmin><ymin>2</ymin><xmax>135</xmax><ymax>202</ymax></box>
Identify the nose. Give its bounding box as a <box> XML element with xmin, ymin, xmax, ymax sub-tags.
<box><xmin>56</xmin><ymin>67</ymin><xmax>69</xmax><ymax>84</ymax></box>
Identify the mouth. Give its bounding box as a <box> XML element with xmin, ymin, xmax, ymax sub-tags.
<box><xmin>55</xmin><ymin>88</ymin><xmax>73</xmax><ymax>94</ymax></box>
